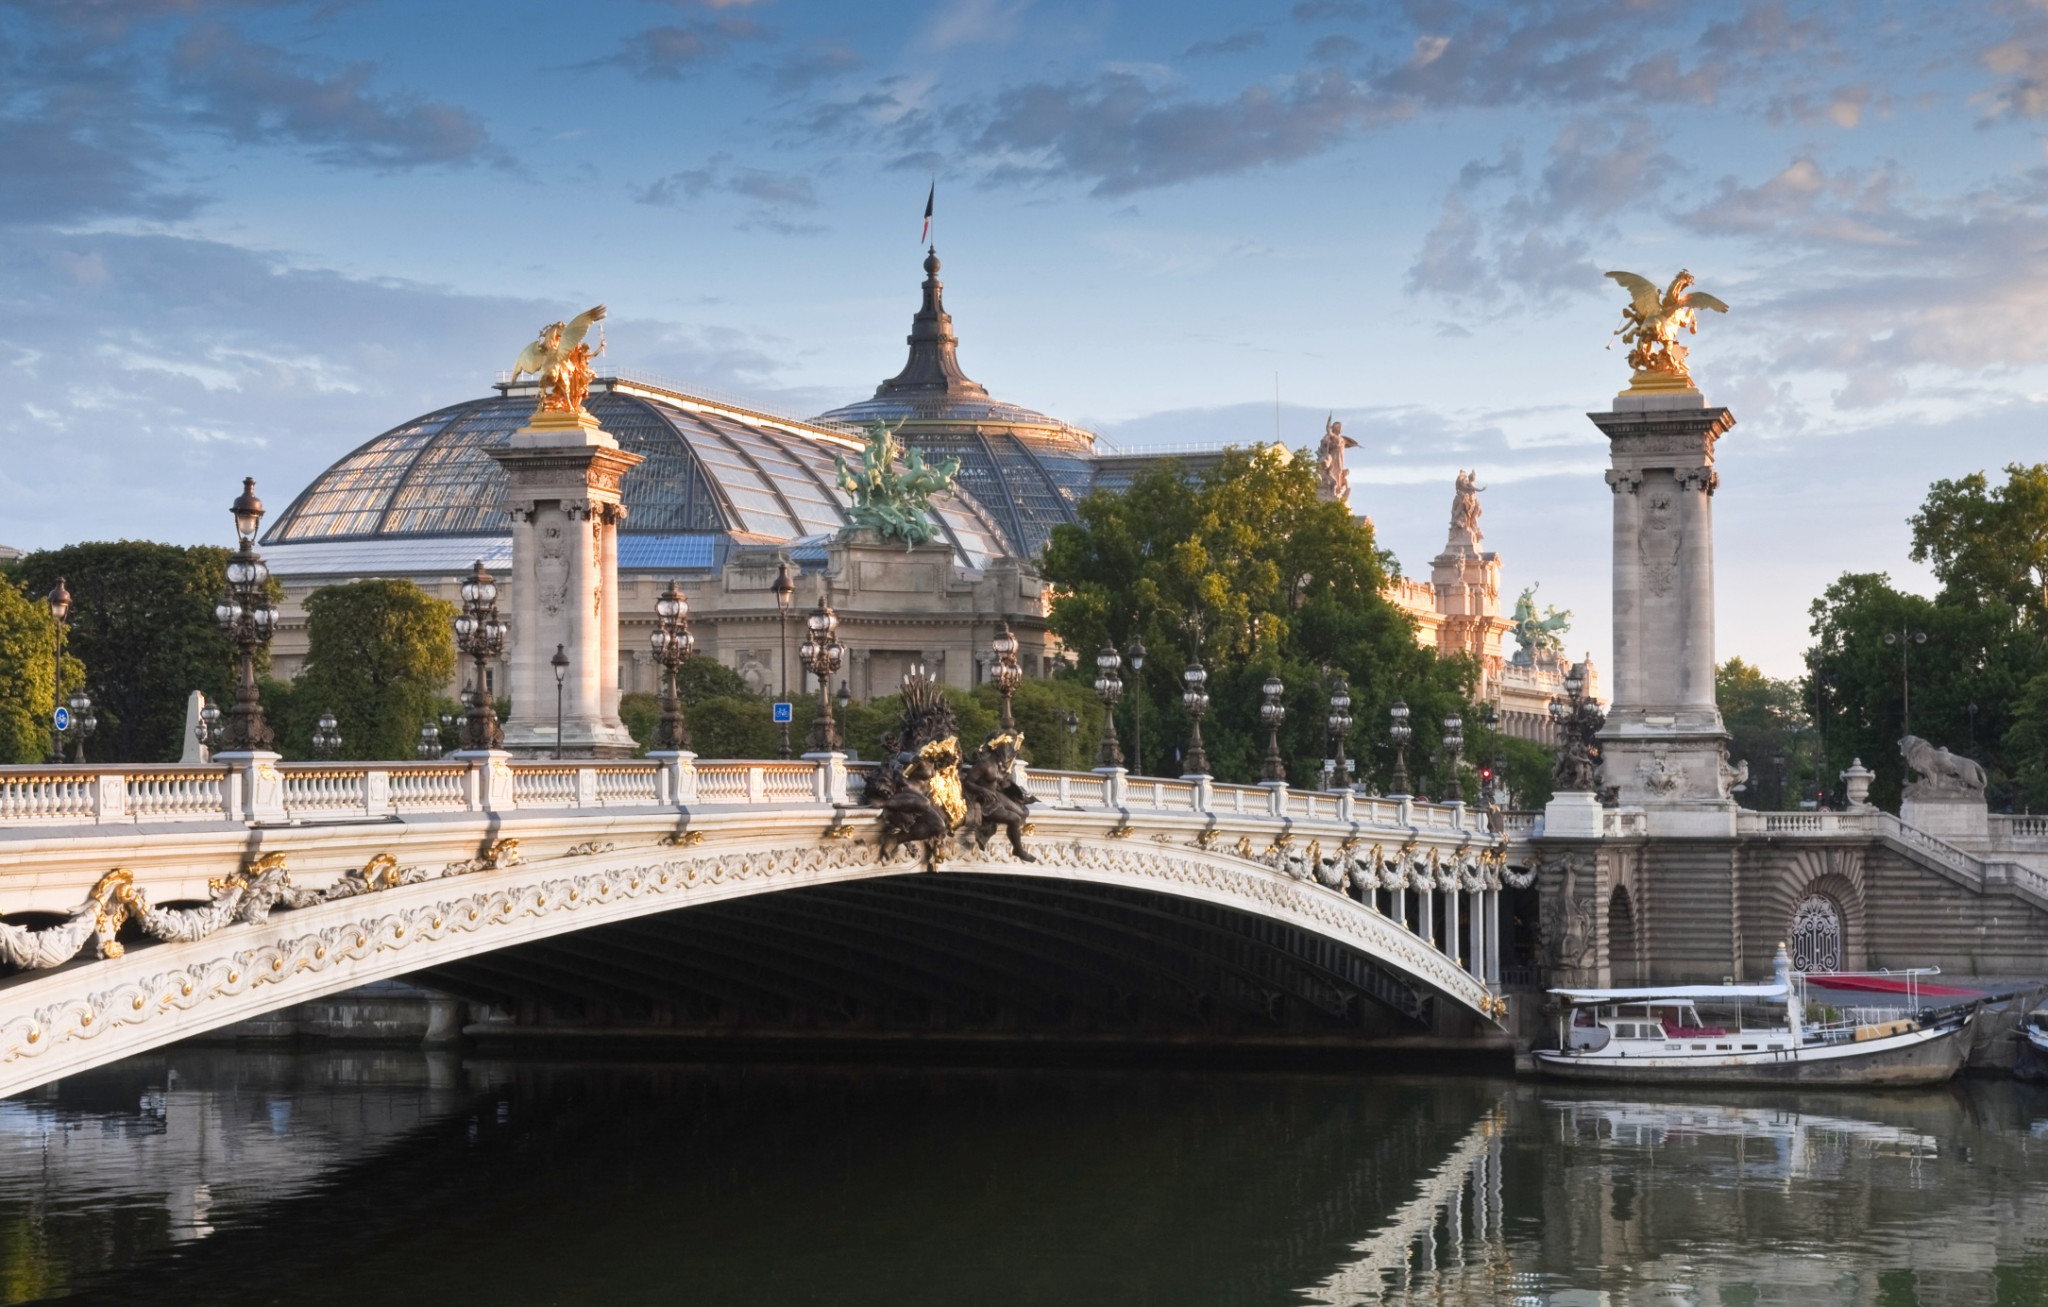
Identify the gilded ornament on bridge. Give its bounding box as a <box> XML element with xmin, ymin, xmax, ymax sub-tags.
<box><xmin>865</xmin><ymin>672</ymin><xmax>1036</xmax><ymax>869</ymax></box>
<box><xmin>510</xmin><ymin>305</ymin><xmax>607</xmax><ymax>420</ymax></box>
<box><xmin>834</xmin><ymin>421</ymin><xmax>962</xmax><ymax>548</ymax></box>
<box><xmin>1605</xmin><ymin>270</ymin><xmax>1728</xmax><ymax>391</ymax></box>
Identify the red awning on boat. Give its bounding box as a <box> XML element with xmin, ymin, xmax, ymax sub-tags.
<box><xmin>1808</xmin><ymin>976</ymin><xmax>1981</xmax><ymax>998</ymax></box>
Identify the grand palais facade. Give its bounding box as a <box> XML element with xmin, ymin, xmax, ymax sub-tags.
<box><xmin>259</xmin><ymin>250</ymin><xmax>1581</xmax><ymax>735</ymax></box>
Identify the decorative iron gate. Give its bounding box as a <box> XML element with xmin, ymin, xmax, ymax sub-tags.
<box><xmin>1790</xmin><ymin>894</ymin><xmax>1843</xmax><ymax>973</ymax></box>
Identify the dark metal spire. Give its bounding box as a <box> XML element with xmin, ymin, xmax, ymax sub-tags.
<box><xmin>874</xmin><ymin>247</ymin><xmax>988</xmax><ymax>400</ymax></box>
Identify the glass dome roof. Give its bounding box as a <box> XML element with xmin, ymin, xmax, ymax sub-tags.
<box><xmin>262</xmin><ymin>380</ymin><xmax>1012</xmax><ymax>573</ymax></box>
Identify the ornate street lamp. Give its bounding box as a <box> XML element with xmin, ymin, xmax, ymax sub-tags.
<box><xmin>45</xmin><ymin>577</ymin><xmax>70</xmax><ymax>765</ymax></box>
<box><xmin>1260</xmin><ymin>673</ymin><xmax>1287</xmax><ymax>784</ymax></box>
<box><xmin>1389</xmin><ymin>699</ymin><xmax>1413</xmax><ymax>796</ymax></box>
<box><xmin>650</xmin><ymin>580</ymin><xmax>696</xmax><ymax>752</ymax></box>
<box><xmin>990</xmin><ymin>622</ymin><xmax>1022</xmax><ymax>732</ymax></box>
<box><xmin>1327</xmin><ymin>675</ymin><xmax>1354</xmax><ymax>791</ymax></box>
<box><xmin>1125</xmin><ymin>634</ymin><xmax>1146</xmax><ymax>775</ymax></box>
<box><xmin>1181</xmin><ymin>659</ymin><xmax>1210</xmax><ymax>777</ymax></box>
<box><xmin>453</xmin><ymin>559</ymin><xmax>507</xmax><ymax>751</ymax></box>
<box><xmin>773</xmin><ymin>560</ymin><xmax>795</xmax><ymax>759</ymax></box>
<box><xmin>195</xmin><ymin>702</ymin><xmax>222</xmax><ymax>759</ymax></box>
<box><xmin>312</xmin><ymin>709</ymin><xmax>342</xmax><ymax>760</ymax></box>
<box><xmin>1442</xmin><ymin>712</ymin><xmax>1465</xmax><ymax>803</ymax></box>
<box><xmin>836</xmin><ymin>681</ymin><xmax>851</xmax><ymax>719</ymax></box>
<box><xmin>1548</xmin><ymin>661</ymin><xmax>1605</xmax><ymax>792</ymax></box>
<box><xmin>800</xmin><ymin>596</ymin><xmax>845</xmax><ymax>752</ymax></box>
<box><xmin>1063</xmin><ymin>709</ymin><xmax>1079</xmax><ymax>770</ymax></box>
<box><xmin>417</xmin><ymin>721</ymin><xmax>443</xmax><ymax>760</ymax></box>
<box><xmin>214</xmin><ymin>478</ymin><xmax>277</xmax><ymax>752</ymax></box>
<box><xmin>551</xmin><ymin>644</ymin><xmax>570</xmax><ymax>759</ymax></box>
<box><xmin>1093</xmin><ymin>644</ymin><xmax>1123</xmax><ymax>768</ymax></box>
<box><xmin>65</xmin><ymin>690</ymin><xmax>96</xmax><ymax>764</ymax></box>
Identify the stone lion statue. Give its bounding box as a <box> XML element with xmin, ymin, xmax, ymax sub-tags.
<box><xmin>1898</xmin><ymin>735</ymin><xmax>1986</xmax><ymax>800</ymax></box>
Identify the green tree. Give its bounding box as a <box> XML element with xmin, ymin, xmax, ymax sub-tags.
<box><xmin>1717</xmin><ymin>657</ymin><xmax>1816</xmax><ymax>810</ymax></box>
<box><xmin>1805</xmin><ymin>572</ymin><xmax>2030</xmax><ymax>810</ymax></box>
<box><xmin>620</xmin><ymin>659</ymin><xmax>771</xmax><ymax>757</ymax></box>
<box><xmin>0</xmin><ymin>580</ymin><xmax>61</xmax><ymax>763</ymax></box>
<box><xmin>1909</xmin><ymin>464</ymin><xmax>2048</xmax><ymax>615</ymax></box>
<box><xmin>284</xmin><ymin>580</ymin><xmax>457</xmax><ymax>761</ymax></box>
<box><xmin>1041</xmin><ymin>446</ymin><xmax>1474</xmax><ymax>788</ymax></box>
<box><xmin>8</xmin><ymin>543</ymin><xmax>240</xmax><ymax>763</ymax></box>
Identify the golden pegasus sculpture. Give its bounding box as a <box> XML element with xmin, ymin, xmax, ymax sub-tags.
<box><xmin>511</xmin><ymin>304</ymin><xmax>607</xmax><ymax>418</ymax></box>
<box><xmin>1605</xmin><ymin>270</ymin><xmax>1728</xmax><ymax>391</ymax></box>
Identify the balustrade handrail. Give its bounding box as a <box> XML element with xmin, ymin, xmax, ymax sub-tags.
<box><xmin>0</xmin><ymin>755</ymin><xmax>1505</xmax><ymax>835</ymax></box>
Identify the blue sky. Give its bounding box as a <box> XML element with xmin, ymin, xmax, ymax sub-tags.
<box><xmin>6</xmin><ymin>0</ymin><xmax>2048</xmax><ymax>676</ymax></box>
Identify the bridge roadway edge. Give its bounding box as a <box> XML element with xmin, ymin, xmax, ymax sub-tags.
<box><xmin>0</xmin><ymin>799</ymin><xmax>1510</xmax><ymax>1098</ymax></box>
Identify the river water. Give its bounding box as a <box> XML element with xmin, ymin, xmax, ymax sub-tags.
<box><xmin>1</xmin><ymin>1049</ymin><xmax>2044</xmax><ymax>1305</ymax></box>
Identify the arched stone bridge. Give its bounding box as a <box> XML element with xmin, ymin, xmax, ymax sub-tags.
<box><xmin>0</xmin><ymin>753</ymin><xmax>1535</xmax><ymax>1098</ymax></box>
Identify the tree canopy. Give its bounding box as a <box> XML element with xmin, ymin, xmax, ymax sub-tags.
<box><xmin>279</xmin><ymin>579</ymin><xmax>457</xmax><ymax>761</ymax></box>
<box><xmin>7</xmin><ymin>543</ymin><xmax>239</xmax><ymax>763</ymax></box>
<box><xmin>1040</xmin><ymin>445</ymin><xmax>1476</xmax><ymax>790</ymax></box>
<box><xmin>0</xmin><ymin>579</ymin><xmax>64</xmax><ymax>764</ymax></box>
<box><xmin>1803</xmin><ymin>463</ymin><xmax>2048</xmax><ymax>810</ymax></box>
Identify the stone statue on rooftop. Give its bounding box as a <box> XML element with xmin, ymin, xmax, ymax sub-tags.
<box><xmin>511</xmin><ymin>305</ymin><xmax>607</xmax><ymax>419</ymax></box>
<box><xmin>1605</xmin><ymin>270</ymin><xmax>1728</xmax><ymax>390</ymax></box>
<box><xmin>835</xmin><ymin>421</ymin><xmax>962</xmax><ymax>548</ymax></box>
<box><xmin>1512</xmin><ymin>585</ymin><xmax>1571</xmax><ymax>662</ymax></box>
<box><xmin>1317</xmin><ymin>415</ymin><xmax>1358</xmax><ymax>505</ymax></box>
<box><xmin>1451</xmin><ymin>469</ymin><xmax>1484</xmax><ymax>534</ymax></box>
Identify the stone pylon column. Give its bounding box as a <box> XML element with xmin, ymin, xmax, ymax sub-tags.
<box><xmin>1590</xmin><ymin>391</ymin><xmax>1739</xmax><ymax>834</ymax></box>
<box><xmin>491</xmin><ymin>408</ymin><xmax>643</xmax><ymax>758</ymax></box>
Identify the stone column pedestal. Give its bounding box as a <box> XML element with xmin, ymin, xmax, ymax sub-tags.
<box><xmin>1589</xmin><ymin>391</ymin><xmax>1740</xmax><ymax>836</ymax></box>
<box><xmin>489</xmin><ymin>409</ymin><xmax>644</xmax><ymax>758</ymax></box>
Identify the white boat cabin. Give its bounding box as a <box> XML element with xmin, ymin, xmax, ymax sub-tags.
<box><xmin>1568</xmin><ymin>1002</ymin><xmax>1793</xmax><ymax>1055</ymax></box>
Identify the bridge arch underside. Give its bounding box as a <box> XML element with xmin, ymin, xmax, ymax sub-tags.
<box><xmin>416</xmin><ymin>873</ymin><xmax>1450</xmax><ymax>1049</ymax></box>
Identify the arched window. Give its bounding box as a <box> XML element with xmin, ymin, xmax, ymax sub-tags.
<box><xmin>1791</xmin><ymin>895</ymin><xmax>1844</xmax><ymax>973</ymax></box>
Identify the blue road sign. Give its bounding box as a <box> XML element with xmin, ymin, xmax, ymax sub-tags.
<box><xmin>773</xmin><ymin>702</ymin><xmax>793</xmax><ymax>723</ymax></box>
<box><xmin>53</xmin><ymin>706</ymin><xmax>69</xmax><ymax>732</ymax></box>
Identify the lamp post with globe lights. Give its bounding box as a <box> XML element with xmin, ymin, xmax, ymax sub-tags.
<box><xmin>773</xmin><ymin>561</ymin><xmax>795</xmax><ymax>758</ymax></box>
<box><xmin>1181</xmin><ymin>659</ymin><xmax>1210</xmax><ymax>778</ymax></box>
<box><xmin>453</xmin><ymin>560</ymin><xmax>508</xmax><ymax>751</ymax></box>
<box><xmin>312</xmin><ymin>710</ymin><xmax>342</xmax><ymax>760</ymax></box>
<box><xmin>1063</xmin><ymin>710</ymin><xmax>1079</xmax><ymax>769</ymax></box>
<box><xmin>990</xmin><ymin>622</ymin><xmax>1022</xmax><ymax>732</ymax></box>
<box><xmin>417</xmin><ymin>722</ymin><xmax>443</xmax><ymax>760</ymax></box>
<box><xmin>45</xmin><ymin>578</ymin><xmax>70</xmax><ymax>764</ymax></box>
<box><xmin>1548</xmin><ymin>661</ymin><xmax>1605</xmax><ymax>792</ymax></box>
<box><xmin>1124</xmin><ymin>635</ymin><xmax>1146</xmax><ymax>774</ymax></box>
<box><xmin>1093</xmin><ymin>645</ymin><xmax>1123</xmax><ymax>768</ymax></box>
<box><xmin>800</xmin><ymin>597</ymin><xmax>845</xmax><ymax>752</ymax></box>
<box><xmin>649</xmin><ymin>580</ymin><xmax>697</xmax><ymax>752</ymax></box>
<box><xmin>1327</xmin><ymin>676</ymin><xmax>1354</xmax><ymax>791</ymax></box>
<box><xmin>1260</xmin><ymin>673</ymin><xmax>1287</xmax><ymax>784</ymax></box>
<box><xmin>1441</xmin><ymin>712</ymin><xmax>1465</xmax><ymax>803</ymax></box>
<box><xmin>63</xmin><ymin>691</ymin><xmax>96</xmax><ymax>763</ymax></box>
<box><xmin>214</xmin><ymin>478</ymin><xmax>278</xmax><ymax>752</ymax></box>
<box><xmin>195</xmin><ymin>702</ymin><xmax>222</xmax><ymax>760</ymax></box>
<box><xmin>1388</xmin><ymin>699</ymin><xmax>1413</xmax><ymax>796</ymax></box>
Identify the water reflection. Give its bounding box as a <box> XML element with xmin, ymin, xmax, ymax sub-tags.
<box><xmin>0</xmin><ymin>1051</ymin><xmax>2043</xmax><ymax>1306</ymax></box>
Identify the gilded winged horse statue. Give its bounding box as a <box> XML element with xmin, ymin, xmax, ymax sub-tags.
<box><xmin>1605</xmin><ymin>270</ymin><xmax>1727</xmax><ymax>389</ymax></box>
<box><xmin>512</xmin><ymin>304</ymin><xmax>607</xmax><ymax>418</ymax></box>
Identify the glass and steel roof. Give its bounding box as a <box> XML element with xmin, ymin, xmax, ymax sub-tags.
<box><xmin>262</xmin><ymin>380</ymin><xmax>1011</xmax><ymax>574</ymax></box>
